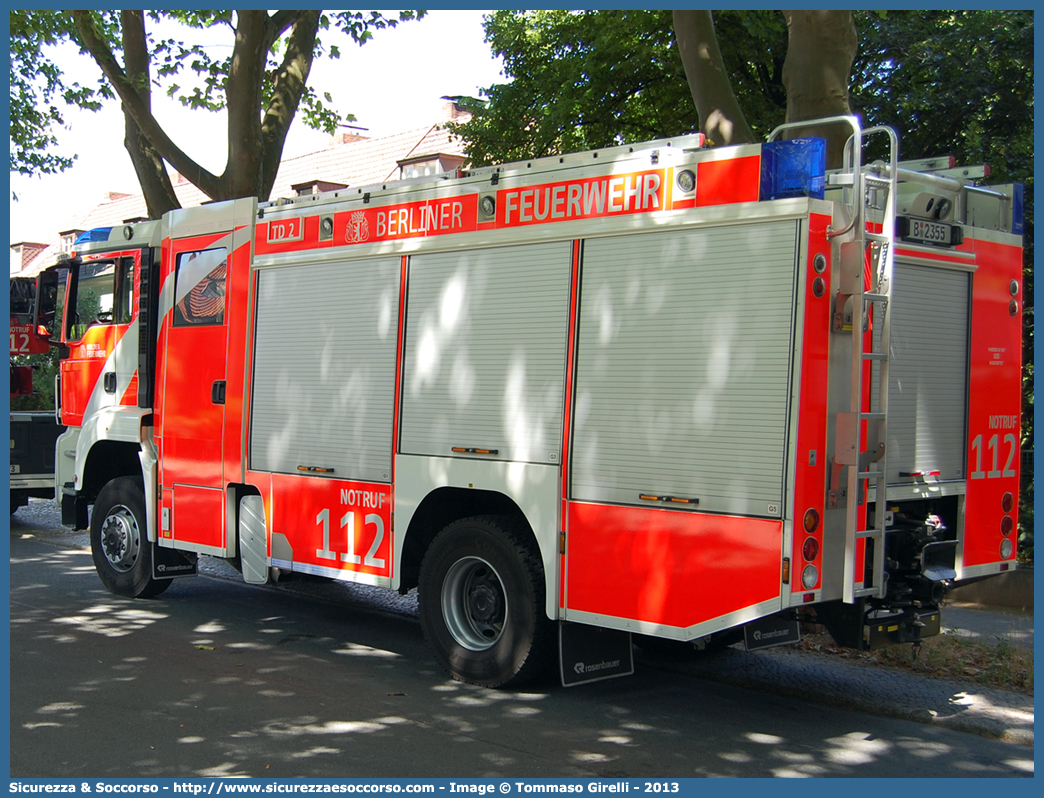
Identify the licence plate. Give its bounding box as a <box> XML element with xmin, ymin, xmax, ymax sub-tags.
<box><xmin>898</xmin><ymin>216</ymin><xmax>961</xmax><ymax>247</ymax></box>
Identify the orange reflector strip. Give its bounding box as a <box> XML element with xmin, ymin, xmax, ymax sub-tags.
<box><xmin>782</xmin><ymin>557</ymin><xmax>790</xmax><ymax>584</ymax></box>
<box><xmin>639</xmin><ymin>493</ymin><xmax>699</xmax><ymax>505</ymax></box>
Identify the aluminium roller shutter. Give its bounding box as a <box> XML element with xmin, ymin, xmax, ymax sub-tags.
<box><xmin>872</xmin><ymin>261</ymin><xmax>970</xmax><ymax>484</ymax></box>
<box><xmin>249</xmin><ymin>257</ymin><xmax>401</xmax><ymax>481</ymax></box>
<box><xmin>400</xmin><ymin>241</ymin><xmax>572</xmax><ymax>463</ymax></box>
<box><xmin>571</xmin><ymin>221</ymin><xmax>800</xmax><ymax>517</ymax></box>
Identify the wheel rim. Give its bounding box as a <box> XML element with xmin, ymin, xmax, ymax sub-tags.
<box><xmin>99</xmin><ymin>504</ymin><xmax>141</xmax><ymax>573</ymax></box>
<box><xmin>442</xmin><ymin>556</ymin><xmax>507</xmax><ymax>651</ymax></box>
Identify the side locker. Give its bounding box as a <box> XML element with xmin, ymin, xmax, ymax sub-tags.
<box><xmin>156</xmin><ymin>197</ymin><xmax>256</xmax><ymax>556</ymax></box>
<box><xmin>564</xmin><ymin>221</ymin><xmax>800</xmax><ymax>637</ymax></box>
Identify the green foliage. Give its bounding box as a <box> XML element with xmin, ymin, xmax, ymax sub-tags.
<box><xmin>448</xmin><ymin>10</ymin><xmax>696</xmax><ymax>164</ymax></box>
<box><xmin>9</xmin><ymin>11</ymin><xmax>113</xmax><ymax>177</ymax></box>
<box><xmin>449</xmin><ymin>10</ymin><xmax>791</xmax><ymax>165</ymax></box>
<box><xmin>10</xmin><ymin>10</ymin><xmax>426</xmax><ymax>179</ymax></box>
<box><xmin>10</xmin><ymin>352</ymin><xmax>58</xmax><ymax>411</ymax></box>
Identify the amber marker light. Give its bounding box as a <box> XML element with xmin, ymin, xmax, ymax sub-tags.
<box><xmin>803</xmin><ymin>508</ymin><xmax>820</xmax><ymax>534</ymax></box>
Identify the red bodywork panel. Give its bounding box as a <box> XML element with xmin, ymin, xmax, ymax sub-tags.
<box><xmin>565</xmin><ymin>502</ymin><xmax>783</xmax><ymax>630</ymax></box>
<box><xmin>963</xmin><ymin>237</ymin><xmax>1023</xmax><ymax>568</ymax></box>
<box><xmin>262</xmin><ymin>474</ymin><xmax>393</xmax><ymax>579</ymax></box>
<box><xmin>790</xmin><ymin>213</ymin><xmax>832</xmax><ymax>595</ymax></box>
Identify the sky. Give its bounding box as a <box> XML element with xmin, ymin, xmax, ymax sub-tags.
<box><xmin>8</xmin><ymin>10</ymin><xmax>505</xmax><ymax>246</ymax></box>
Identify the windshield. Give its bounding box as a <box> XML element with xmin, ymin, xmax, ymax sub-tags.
<box><xmin>9</xmin><ymin>278</ymin><xmax>35</xmax><ymax>318</ymax></box>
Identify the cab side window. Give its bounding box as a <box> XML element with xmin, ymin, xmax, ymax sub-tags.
<box><xmin>173</xmin><ymin>249</ymin><xmax>227</xmax><ymax>326</ymax></box>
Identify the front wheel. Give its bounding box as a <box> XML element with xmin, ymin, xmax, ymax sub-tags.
<box><xmin>90</xmin><ymin>477</ymin><xmax>169</xmax><ymax>598</ymax></box>
<box><xmin>418</xmin><ymin>515</ymin><xmax>554</xmax><ymax>688</ymax></box>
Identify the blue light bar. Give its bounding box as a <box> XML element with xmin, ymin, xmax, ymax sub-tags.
<box><xmin>74</xmin><ymin>227</ymin><xmax>114</xmax><ymax>244</ymax></box>
<box><xmin>760</xmin><ymin>138</ymin><xmax>826</xmax><ymax>201</ymax></box>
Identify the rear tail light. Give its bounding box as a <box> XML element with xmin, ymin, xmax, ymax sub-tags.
<box><xmin>802</xmin><ymin>536</ymin><xmax>819</xmax><ymax>561</ymax></box>
<box><xmin>1000</xmin><ymin>539</ymin><xmax>1014</xmax><ymax>560</ymax></box>
<box><xmin>1002</xmin><ymin>492</ymin><xmax>1014</xmax><ymax>513</ymax></box>
<box><xmin>1001</xmin><ymin>515</ymin><xmax>1014</xmax><ymax>535</ymax></box>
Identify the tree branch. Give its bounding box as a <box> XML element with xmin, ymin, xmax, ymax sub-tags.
<box><xmin>71</xmin><ymin>10</ymin><xmax>222</xmax><ymax>197</ymax></box>
<box><xmin>673</xmin><ymin>10</ymin><xmax>755</xmax><ymax>146</ymax></box>
<box><xmin>120</xmin><ymin>11</ymin><xmax>181</xmax><ymax>218</ymax></box>
<box><xmin>259</xmin><ymin>11</ymin><xmax>321</xmax><ymax>200</ymax></box>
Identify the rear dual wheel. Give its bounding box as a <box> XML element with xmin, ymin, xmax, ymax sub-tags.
<box><xmin>418</xmin><ymin>515</ymin><xmax>554</xmax><ymax>688</ymax></box>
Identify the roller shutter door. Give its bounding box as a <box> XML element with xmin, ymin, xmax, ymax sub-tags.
<box><xmin>250</xmin><ymin>257</ymin><xmax>400</xmax><ymax>481</ymax></box>
<box><xmin>571</xmin><ymin>221</ymin><xmax>799</xmax><ymax>517</ymax></box>
<box><xmin>872</xmin><ymin>262</ymin><xmax>970</xmax><ymax>484</ymax></box>
<box><xmin>400</xmin><ymin>242</ymin><xmax>572</xmax><ymax>463</ymax></box>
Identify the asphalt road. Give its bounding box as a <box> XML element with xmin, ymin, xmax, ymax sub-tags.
<box><xmin>8</xmin><ymin>527</ymin><xmax>1034</xmax><ymax>779</ymax></box>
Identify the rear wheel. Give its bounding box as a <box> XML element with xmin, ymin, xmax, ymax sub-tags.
<box><xmin>418</xmin><ymin>515</ymin><xmax>554</xmax><ymax>688</ymax></box>
<box><xmin>91</xmin><ymin>477</ymin><xmax>169</xmax><ymax>598</ymax></box>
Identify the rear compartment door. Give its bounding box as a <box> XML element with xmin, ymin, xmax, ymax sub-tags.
<box><xmin>872</xmin><ymin>261</ymin><xmax>971</xmax><ymax>485</ymax></box>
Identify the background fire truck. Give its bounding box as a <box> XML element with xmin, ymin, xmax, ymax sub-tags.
<box><xmin>38</xmin><ymin>117</ymin><xmax>1023</xmax><ymax>687</ymax></box>
<box><xmin>10</xmin><ymin>275</ymin><xmax>64</xmax><ymax>512</ymax></box>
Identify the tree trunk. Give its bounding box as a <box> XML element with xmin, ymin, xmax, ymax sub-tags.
<box><xmin>672</xmin><ymin>10</ymin><xmax>755</xmax><ymax>147</ymax></box>
<box><xmin>781</xmin><ymin>10</ymin><xmax>858</xmax><ymax>168</ymax></box>
<box><xmin>121</xmin><ymin>11</ymin><xmax>180</xmax><ymax>219</ymax></box>
<box><xmin>259</xmin><ymin>11</ymin><xmax>321</xmax><ymax>201</ymax></box>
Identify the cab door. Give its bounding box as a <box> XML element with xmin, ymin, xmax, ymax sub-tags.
<box><xmin>58</xmin><ymin>254</ymin><xmax>139</xmax><ymax>427</ymax></box>
<box><xmin>157</xmin><ymin>198</ymin><xmax>255</xmax><ymax>554</ymax></box>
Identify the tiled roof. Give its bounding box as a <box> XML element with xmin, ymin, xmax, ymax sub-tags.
<box><xmin>14</xmin><ymin>114</ymin><xmax>468</xmax><ymax>277</ymax></box>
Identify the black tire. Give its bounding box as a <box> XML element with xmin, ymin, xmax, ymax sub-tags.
<box><xmin>90</xmin><ymin>477</ymin><xmax>170</xmax><ymax>598</ymax></box>
<box><xmin>418</xmin><ymin>515</ymin><xmax>555</xmax><ymax>688</ymax></box>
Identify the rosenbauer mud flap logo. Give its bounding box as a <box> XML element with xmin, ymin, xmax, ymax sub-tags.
<box><xmin>744</xmin><ymin>615</ymin><xmax>801</xmax><ymax>651</ymax></box>
<box><xmin>573</xmin><ymin>659</ymin><xmax>622</xmax><ymax>676</ymax></box>
<box><xmin>156</xmin><ymin>563</ymin><xmax>195</xmax><ymax>574</ymax></box>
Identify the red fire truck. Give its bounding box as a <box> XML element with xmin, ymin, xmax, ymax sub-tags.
<box><xmin>40</xmin><ymin>116</ymin><xmax>1023</xmax><ymax>687</ymax></box>
<box><xmin>10</xmin><ymin>275</ymin><xmax>65</xmax><ymax>512</ymax></box>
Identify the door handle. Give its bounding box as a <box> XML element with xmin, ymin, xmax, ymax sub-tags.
<box><xmin>103</xmin><ymin>372</ymin><xmax>117</xmax><ymax>394</ymax></box>
<box><xmin>211</xmin><ymin>380</ymin><xmax>226</xmax><ymax>405</ymax></box>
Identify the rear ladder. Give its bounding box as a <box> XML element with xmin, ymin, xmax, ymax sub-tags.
<box><xmin>770</xmin><ymin>116</ymin><xmax>898</xmax><ymax>603</ymax></box>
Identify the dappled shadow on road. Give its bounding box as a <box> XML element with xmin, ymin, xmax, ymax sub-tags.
<box><xmin>9</xmin><ymin>537</ymin><xmax>1035</xmax><ymax>779</ymax></box>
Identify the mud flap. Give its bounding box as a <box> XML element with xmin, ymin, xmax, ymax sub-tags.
<box><xmin>152</xmin><ymin>544</ymin><xmax>197</xmax><ymax>580</ymax></box>
<box><xmin>744</xmin><ymin>612</ymin><xmax>801</xmax><ymax>651</ymax></box>
<box><xmin>559</xmin><ymin>622</ymin><xmax>633</xmax><ymax>687</ymax></box>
